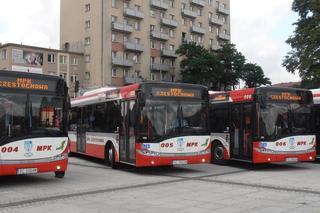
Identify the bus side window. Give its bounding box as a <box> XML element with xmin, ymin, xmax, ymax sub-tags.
<box><xmin>69</xmin><ymin>108</ymin><xmax>78</xmax><ymax>131</ymax></box>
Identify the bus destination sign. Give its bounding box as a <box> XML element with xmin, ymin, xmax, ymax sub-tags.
<box><xmin>152</xmin><ymin>88</ymin><xmax>200</xmax><ymax>98</ymax></box>
<box><xmin>0</xmin><ymin>76</ymin><xmax>55</xmax><ymax>91</ymax></box>
<box><xmin>268</xmin><ymin>92</ymin><xmax>302</xmax><ymax>101</ymax></box>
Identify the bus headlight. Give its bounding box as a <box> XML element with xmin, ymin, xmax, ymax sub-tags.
<box><xmin>52</xmin><ymin>153</ymin><xmax>68</xmax><ymax>161</ymax></box>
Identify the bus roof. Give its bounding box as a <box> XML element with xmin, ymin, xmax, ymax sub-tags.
<box><xmin>210</xmin><ymin>87</ymin><xmax>312</xmax><ymax>103</ymax></box>
<box><xmin>72</xmin><ymin>82</ymin><xmax>208</xmax><ymax>107</ymax></box>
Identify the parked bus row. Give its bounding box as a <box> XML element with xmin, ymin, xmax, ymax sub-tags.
<box><xmin>0</xmin><ymin>69</ymin><xmax>319</xmax><ymax>177</ymax></box>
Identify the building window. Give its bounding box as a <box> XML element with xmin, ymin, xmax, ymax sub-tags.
<box><xmin>112</xmin><ymin>0</ymin><xmax>117</xmax><ymax>8</ymax></box>
<box><xmin>70</xmin><ymin>75</ymin><xmax>78</xmax><ymax>83</ymax></box>
<box><xmin>182</xmin><ymin>18</ymin><xmax>185</xmax><ymax>25</ymax></box>
<box><xmin>150</xmin><ymin>10</ymin><xmax>155</xmax><ymax>17</ymax></box>
<box><xmin>111</xmin><ymin>16</ymin><xmax>117</xmax><ymax>23</ymax></box>
<box><xmin>48</xmin><ymin>53</ymin><xmax>55</xmax><ymax>63</ymax></box>
<box><xmin>1</xmin><ymin>49</ymin><xmax>7</xmax><ymax>60</ymax></box>
<box><xmin>151</xmin><ymin>73</ymin><xmax>156</xmax><ymax>81</ymax></box>
<box><xmin>85</xmin><ymin>4</ymin><xmax>90</xmax><ymax>12</ymax></box>
<box><xmin>72</xmin><ymin>57</ymin><xmax>79</xmax><ymax>65</ymax></box>
<box><xmin>190</xmin><ymin>20</ymin><xmax>193</xmax><ymax>26</ymax></box>
<box><xmin>169</xmin><ymin>0</ymin><xmax>174</xmax><ymax>8</ymax></box>
<box><xmin>182</xmin><ymin>3</ymin><xmax>186</xmax><ymax>9</ymax></box>
<box><xmin>59</xmin><ymin>55</ymin><xmax>67</xmax><ymax>64</ymax></box>
<box><xmin>112</xmin><ymin>33</ymin><xmax>116</xmax><ymax>42</ymax></box>
<box><xmin>150</xmin><ymin>25</ymin><xmax>155</xmax><ymax>31</ymax></box>
<box><xmin>135</xmin><ymin>5</ymin><xmax>140</xmax><ymax>11</ymax></box>
<box><xmin>85</xmin><ymin>37</ymin><xmax>91</xmax><ymax>46</ymax></box>
<box><xmin>169</xmin><ymin>29</ymin><xmax>174</xmax><ymax>37</ymax></box>
<box><xmin>161</xmin><ymin>72</ymin><xmax>166</xmax><ymax>81</ymax></box>
<box><xmin>208</xmin><ymin>0</ymin><xmax>213</xmax><ymax>6</ymax></box>
<box><xmin>60</xmin><ymin>73</ymin><xmax>67</xmax><ymax>79</ymax></box>
<box><xmin>169</xmin><ymin>45</ymin><xmax>174</xmax><ymax>51</ymax></box>
<box><xmin>150</xmin><ymin>40</ymin><xmax>155</xmax><ymax>49</ymax></box>
<box><xmin>123</xmin><ymin>69</ymin><xmax>129</xmax><ymax>77</ymax></box>
<box><xmin>209</xmin><ymin>12</ymin><xmax>213</xmax><ymax>19</ymax></box>
<box><xmin>209</xmin><ymin>25</ymin><xmax>213</xmax><ymax>32</ymax></box>
<box><xmin>134</xmin><ymin>21</ymin><xmax>140</xmax><ymax>30</ymax></box>
<box><xmin>135</xmin><ymin>70</ymin><xmax>140</xmax><ymax>78</ymax></box>
<box><xmin>135</xmin><ymin>38</ymin><xmax>140</xmax><ymax>44</ymax></box>
<box><xmin>150</xmin><ymin>57</ymin><xmax>155</xmax><ymax>64</ymax></box>
<box><xmin>112</xmin><ymin>51</ymin><xmax>117</xmax><ymax>59</ymax></box>
<box><xmin>85</xmin><ymin>72</ymin><xmax>90</xmax><ymax>80</ymax></box>
<box><xmin>112</xmin><ymin>68</ymin><xmax>117</xmax><ymax>77</ymax></box>
<box><xmin>133</xmin><ymin>54</ymin><xmax>139</xmax><ymax>63</ymax></box>
<box><xmin>85</xmin><ymin>20</ymin><xmax>90</xmax><ymax>29</ymax></box>
<box><xmin>84</xmin><ymin>54</ymin><xmax>91</xmax><ymax>63</ymax></box>
<box><xmin>160</xmin><ymin>42</ymin><xmax>164</xmax><ymax>50</ymax></box>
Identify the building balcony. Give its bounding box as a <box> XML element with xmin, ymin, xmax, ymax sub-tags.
<box><xmin>210</xmin><ymin>44</ymin><xmax>222</xmax><ymax>50</ymax></box>
<box><xmin>150</xmin><ymin>0</ymin><xmax>169</xmax><ymax>10</ymax></box>
<box><xmin>161</xmin><ymin>18</ymin><xmax>178</xmax><ymax>28</ymax></box>
<box><xmin>181</xmin><ymin>9</ymin><xmax>198</xmax><ymax>19</ymax></box>
<box><xmin>217</xmin><ymin>5</ymin><xmax>230</xmax><ymax>15</ymax></box>
<box><xmin>124</xmin><ymin>8</ymin><xmax>144</xmax><ymax>19</ymax></box>
<box><xmin>191</xmin><ymin>0</ymin><xmax>206</xmax><ymax>7</ymax></box>
<box><xmin>209</xmin><ymin>17</ymin><xmax>224</xmax><ymax>26</ymax></box>
<box><xmin>161</xmin><ymin>49</ymin><xmax>177</xmax><ymax>58</ymax></box>
<box><xmin>151</xmin><ymin>63</ymin><xmax>172</xmax><ymax>71</ymax></box>
<box><xmin>124</xmin><ymin>42</ymin><xmax>144</xmax><ymax>52</ymax></box>
<box><xmin>112</xmin><ymin>22</ymin><xmax>133</xmax><ymax>33</ymax></box>
<box><xmin>112</xmin><ymin>57</ymin><xmax>134</xmax><ymax>67</ymax></box>
<box><xmin>191</xmin><ymin>26</ymin><xmax>206</xmax><ymax>34</ymax></box>
<box><xmin>218</xmin><ymin>33</ymin><xmax>231</xmax><ymax>41</ymax></box>
<box><xmin>150</xmin><ymin>31</ymin><xmax>169</xmax><ymax>41</ymax></box>
<box><xmin>123</xmin><ymin>76</ymin><xmax>143</xmax><ymax>85</ymax></box>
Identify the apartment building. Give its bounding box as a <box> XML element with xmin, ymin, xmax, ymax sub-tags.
<box><xmin>60</xmin><ymin>0</ymin><xmax>230</xmax><ymax>88</ymax></box>
<box><xmin>0</xmin><ymin>43</ymin><xmax>84</xmax><ymax>97</ymax></box>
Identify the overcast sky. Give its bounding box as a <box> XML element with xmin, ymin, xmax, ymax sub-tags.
<box><xmin>0</xmin><ymin>0</ymin><xmax>301</xmax><ymax>84</ymax></box>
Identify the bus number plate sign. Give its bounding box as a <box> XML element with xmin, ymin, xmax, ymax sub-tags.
<box><xmin>17</xmin><ymin>168</ymin><xmax>38</xmax><ymax>175</ymax></box>
<box><xmin>285</xmin><ymin>157</ymin><xmax>298</xmax><ymax>163</ymax></box>
<box><xmin>172</xmin><ymin>160</ymin><xmax>188</xmax><ymax>165</ymax></box>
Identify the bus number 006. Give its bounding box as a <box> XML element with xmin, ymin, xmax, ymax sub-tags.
<box><xmin>1</xmin><ymin>147</ymin><xmax>19</xmax><ymax>153</ymax></box>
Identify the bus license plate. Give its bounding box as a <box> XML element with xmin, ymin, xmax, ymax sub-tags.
<box><xmin>17</xmin><ymin>168</ymin><xmax>38</xmax><ymax>175</ymax></box>
<box><xmin>286</xmin><ymin>157</ymin><xmax>298</xmax><ymax>163</ymax></box>
<box><xmin>172</xmin><ymin>160</ymin><xmax>188</xmax><ymax>165</ymax></box>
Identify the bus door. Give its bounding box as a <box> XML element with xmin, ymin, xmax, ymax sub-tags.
<box><xmin>315</xmin><ymin>105</ymin><xmax>320</xmax><ymax>155</ymax></box>
<box><xmin>76</xmin><ymin>107</ymin><xmax>86</xmax><ymax>153</ymax></box>
<box><xmin>119</xmin><ymin>100</ymin><xmax>136</xmax><ymax>164</ymax></box>
<box><xmin>230</xmin><ymin>104</ymin><xmax>253</xmax><ymax>160</ymax></box>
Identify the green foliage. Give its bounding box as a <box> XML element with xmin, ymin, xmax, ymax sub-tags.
<box><xmin>176</xmin><ymin>42</ymin><xmax>271</xmax><ymax>90</ymax></box>
<box><xmin>283</xmin><ymin>0</ymin><xmax>320</xmax><ymax>88</ymax></box>
<box><xmin>242</xmin><ymin>63</ymin><xmax>271</xmax><ymax>88</ymax></box>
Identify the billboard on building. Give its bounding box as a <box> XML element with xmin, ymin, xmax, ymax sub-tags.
<box><xmin>12</xmin><ymin>49</ymin><xmax>43</xmax><ymax>66</ymax></box>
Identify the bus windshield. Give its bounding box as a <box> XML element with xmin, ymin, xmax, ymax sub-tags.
<box><xmin>260</xmin><ymin>102</ymin><xmax>312</xmax><ymax>141</ymax></box>
<box><xmin>139</xmin><ymin>99</ymin><xmax>207</xmax><ymax>142</ymax></box>
<box><xmin>0</xmin><ymin>92</ymin><xmax>64</xmax><ymax>144</ymax></box>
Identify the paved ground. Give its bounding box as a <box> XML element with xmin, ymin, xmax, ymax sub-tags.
<box><xmin>1</xmin><ymin>155</ymin><xmax>320</xmax><ymax>213</ymax></box>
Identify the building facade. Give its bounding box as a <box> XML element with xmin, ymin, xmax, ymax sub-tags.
<box><xmin>0</xmin><ymin>43</ymin><xmax>84</xmax><ymax>97</ymax></box>
<box><xmin>60</xmin><ymin>0</ymin><xmax>230</xmax><ymax>88</ymax></box>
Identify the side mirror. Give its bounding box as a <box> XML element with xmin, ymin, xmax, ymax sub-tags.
<box><xmin>137</xmin><ymin>92</ymin><xmax>146</xmax><ymax>107</ymax></box>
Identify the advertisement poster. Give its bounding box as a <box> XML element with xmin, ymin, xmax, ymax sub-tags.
<box><xmin>12</xmin><ymin>49</ymin><xmax>43</xmax><ymax>66</ymax></box>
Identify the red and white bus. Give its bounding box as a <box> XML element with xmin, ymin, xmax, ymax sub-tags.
<box><xmin>0</xmin><ymin>70</ymin><xmax>69</xmax><ymax>177</ymax></box>
<box><xmin>311</xmin><ymin>88</ymin><xmax>320</xmax><ymax>158</ymax></box>
<box><xmin>209</xmin><ymin>87</ymin><xmax>316</xmax><ymax>164</ymax></box>
<box><xmin>68</xmin><ymin>82</ymin><xmax>210</xmax><ymax>168</ymax></box>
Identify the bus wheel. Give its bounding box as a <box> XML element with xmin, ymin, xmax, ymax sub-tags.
<box><xmin>105</xmin><ymin>145</ymin><xmax>118</xmax><ymax>169</ymax></box>
<box><xmin>212</xmin><ymin>144</ymin><xmax>227</xmax><ymax>165</ymax></box>
<box><xmin>55</xmin><ymin>171</ymin><xmax>65</xmax><ymax>178</ymax></box>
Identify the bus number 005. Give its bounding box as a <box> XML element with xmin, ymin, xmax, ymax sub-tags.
<box><xmin>1</xmin><ymin>147</ymin><xmax>19</xmax><ymax>153</ymax></box>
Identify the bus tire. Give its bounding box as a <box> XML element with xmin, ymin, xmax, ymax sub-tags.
<box><xmin>55</xmin><ymin>171</ymin><xmax>65</xmax><ymax>178</ymax></box>
<box><xmin>105</xmin><ymin>144</ymin><xmax>118</xmax><ymax>169</ymax></box>
<box><xmin>212</xmin><ymin>143</ymin><xmax>228</xmax><ymax>165</ymax></box>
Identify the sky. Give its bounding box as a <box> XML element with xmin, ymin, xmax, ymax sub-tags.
<box><xmin>0</xmin><ymin>0</ymin><xmax>301</xmax><ymax>84</ymax></box>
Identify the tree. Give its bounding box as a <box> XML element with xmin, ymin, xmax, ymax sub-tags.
<box><xmin>283</xmin><ymin>0</ymin><xmax>320</xmax><ymax>88</ymax></box>
<box><xmin>176</xmin><ymin>42</ymin><xmax>220</xmax><ymax>86</ymax></box>
<box><xmin>242</xmin><ymin>63</ymin><xmax>271</xmax><ymax>88</ymax></box>
<box><xmin>214</xmin><ymin>43</ymin><xmax>246</xmax><ymax>90</ymax></box>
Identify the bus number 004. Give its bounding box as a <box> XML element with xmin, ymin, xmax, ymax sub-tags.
<box><xmin>1</xmin><ymin>147</ymin><xmax>19</xmax><ymax>153</ymax></box>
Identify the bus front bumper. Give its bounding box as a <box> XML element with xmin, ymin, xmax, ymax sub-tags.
<box><xmin>0</xmin><ymin>158</ymin><xmax>68</xmax><ymax>176</ymax></box>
